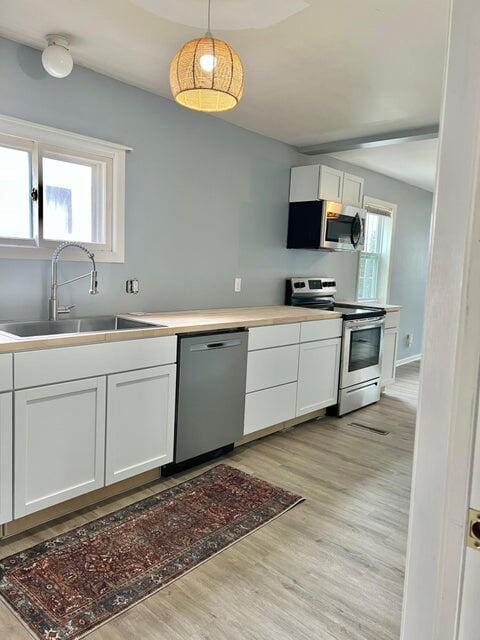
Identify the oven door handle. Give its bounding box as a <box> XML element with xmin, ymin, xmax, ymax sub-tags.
<box><xmin>344</xmin><ymin>317</ymin><xmax>385</xmax><ymax>331</ymax></box>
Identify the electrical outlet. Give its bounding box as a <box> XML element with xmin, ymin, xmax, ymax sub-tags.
<box><xmin>234</xmin><ymin>277</ymin><xmax>242</xmax><ymax>293</ymax></box>
<box><xmin>126</xmin><ymin>279</ymin><xmax>139</xmax><ymax>294</ymax></box>
<box><xmin>405</xmin><ymin>333</ymin><xmax>413</xmax><ymax>348</ymax></box>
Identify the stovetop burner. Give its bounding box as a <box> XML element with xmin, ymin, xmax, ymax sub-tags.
<box><xmin>338</xmin><ymin>306</ymin><xmax>386</xmax><ymax>320</ymax></box>
<box><xmin>285</xmin><ymin>277</ymin><xmax>386</xmax><ymax>320</ymax></box>
<box><xmin>308</xmin><ymin>300</ymin><xmax>386</xmax><ymax>320</ymax></box>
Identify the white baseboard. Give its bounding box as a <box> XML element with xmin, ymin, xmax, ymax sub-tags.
<box><xmin>396</xmin><ymin>354</ymin><xmax>422</xmax><ymax>367</ymax></box>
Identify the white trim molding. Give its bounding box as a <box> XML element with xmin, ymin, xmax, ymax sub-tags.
<box><xmin>401</xmin><ymin>1</ymin><xmax>480</xmax><ymax>638</ymax></box>
<box><xmin>0</xmin><ymin>113</ymin><xmax>132</xmax><ymax>153</ymax></box>
<box><xmin>0</xmin><ymin>113</ymin><xmax>130</xmax><ymax>263</ymax></box>
<box><xmin>396</xmin><ymin>354</ymin><xmax>422</xmax><ymax>367</ymax></box>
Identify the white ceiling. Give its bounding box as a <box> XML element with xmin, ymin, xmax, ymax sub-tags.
<box><xmin>0</xmin><ymin>0</ymin><xmax>450</xmax><ymax>149</ymax></box>
<box><xmin>129</xmin><ymin>0</ymin><xmax>311</xmax><ymax>30</ymax></box>
<box><xmin>330</xmin><ymin>138</ymin><xmax>439</xmax><ymax>192</ymax></box>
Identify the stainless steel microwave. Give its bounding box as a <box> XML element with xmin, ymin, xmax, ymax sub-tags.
<box><xmin>287</xmin><ymin>200</ymin><xmax>366</xmax><ymax>251</ymax></box>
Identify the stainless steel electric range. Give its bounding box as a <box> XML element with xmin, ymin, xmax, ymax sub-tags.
<box><xmin>286</xmin><ymin>277</ymin><xmax>386</xmax><ymax>416</ymax></box>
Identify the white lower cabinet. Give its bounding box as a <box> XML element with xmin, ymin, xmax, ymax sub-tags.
<box><xmin>244</xmin><ymin>383</ymin><xmax>297</xmax><ymax>435</ymax></box>
<box><xmin>246</xmin><ymin>344</ymin><xmax>299</xmax><ymax>393</ymax></box>
<box><xmin>14</xmin><ymin>337</ymin><xmax>176</xmax><ymax>389</ymax></box>
<box><xmin>248</xmin><ymin>323</ymin><xmax>300</xmax><ymax>351</ymax></box>
<box><xmin>105</xmin><ymin>365</ymin><xmax>176</xmax><ymax>485</ymax></box>
<box><xmin>381</xmin><ymin>327</ymin><xmax>399</xmax><ymax>386</ymax></box>
<box><xmin>0</xmin><ymin>392</ymin><xmax>12</xmax><ymax>525</ymax></box>
<box><xmin>296</xmin><ymin>338</ymin><xmax>341</xmax><ymax>416</ymax></box>
<box><xmin>243</xmin><ymin>322</ymin><xmax>344</xmax><ymax>436</ymax></box>
<box><xmin>14</xmin><ymin>377</ymin><xmax>106</xmax><ymax>518</ymax></box>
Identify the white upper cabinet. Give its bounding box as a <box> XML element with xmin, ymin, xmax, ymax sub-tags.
<box><xmin>289</xmin><ymin>165</ymin><xmax>321</xmax><ymax>202</ymax></box>
<box><xmin>0</xmin><ymin>392</ymin><xmax>12</xmax><ymax>525</ymax></box>
<box><xmin>105</xmin><ymin>364</ymin><xmax>176</xmax><ymax>485</ymax></box>
<box><xmin>289</xmin><ymin>164</ymin><xmax>364</xmax><ymax>206</ymax></box>
<box><xmin>318</xmin><ymin>165</ymin><xmax>344</xmax><ymax>202</ymax></box>
<box><xmin>14</xmin><ymin>377</ymin><xmax>106</xmax><ymax>518</ymax></box>
<box><xmin>342</xmin><ymin>173</ymin><xmax>365</xmax><ymax>207</ymax></box>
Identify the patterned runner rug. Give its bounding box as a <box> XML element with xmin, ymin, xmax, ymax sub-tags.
<box><xmin>0</xmin><ymin>464</ymin><xmax>304</xmax><ymax>640</ymax></box>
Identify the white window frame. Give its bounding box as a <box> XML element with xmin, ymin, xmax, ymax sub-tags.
<box><xmin>356</xmin><ymin>195</ymin><xmax>397</xmax><ymax>304</ymax></box>
<box><xmin>0</xmin><ymin>132</ymin><xmax>38</xmax><ymax>248</ymax></box>
<box><xmin>0</xmin><ymin>113</ymin><xmax>131</xmax><ymax>263</ymax></box>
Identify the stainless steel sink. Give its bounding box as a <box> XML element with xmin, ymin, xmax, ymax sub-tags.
<box><xmin>0</xmin><ymin>316</ymin><xmax>162</xmax><ymax>338</ymax></box>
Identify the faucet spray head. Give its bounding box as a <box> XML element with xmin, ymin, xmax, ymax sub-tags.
<box><xmin>89</xmin><ymin>270</ymin><xmax>98</xmax><ymax>295</ymax></box>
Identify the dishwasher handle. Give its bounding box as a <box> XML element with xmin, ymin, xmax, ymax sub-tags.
<box><xmin>190</xmin><ymin>339</ymin><xmax>242</xmax><ymax>352</ymax></box>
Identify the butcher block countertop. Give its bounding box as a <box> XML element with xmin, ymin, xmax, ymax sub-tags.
<box><xmin>0</xmin><ymin>305</ymin><xmax>342</xmax><ymax>353</ymax></box>
<box><xmin>120</xmin><ymin>305</ymin><xmax>342</xmax><ymax>331</ymax></box>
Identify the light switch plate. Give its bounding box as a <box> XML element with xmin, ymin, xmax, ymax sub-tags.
<box><xmin>234</xmin><ymin>277</ymin><xmax>242</xmax><ymax>292</ymax></box>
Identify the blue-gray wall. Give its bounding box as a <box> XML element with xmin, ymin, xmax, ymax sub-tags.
<box><xmin>0</xmin><ymin>37</ymin><xmax>359</xmax><ymax>319</ymax></box>
<box><xmin>0</xmin><ymin>37</ymin><xmax>431</xmax><ymax>361</ymax></box>
<box><xmin>303</xmin><ymin>155</ymin><xmax>433</xmax><ymax>361</ymax></box>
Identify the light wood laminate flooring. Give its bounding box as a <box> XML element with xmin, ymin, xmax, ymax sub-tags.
<box><xmin>0</xmin><ymin>362</ymin><xmax>420</xmax><ymax>640</ymax></box>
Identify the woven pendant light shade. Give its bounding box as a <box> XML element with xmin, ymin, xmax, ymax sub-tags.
<box><xmin>170</xmin><ymin>37</ymin><xmax>244</xmax><ymax>112</ymax></box>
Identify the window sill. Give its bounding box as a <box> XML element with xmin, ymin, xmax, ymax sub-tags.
<box><xmin>0</xmin><ymin>245</ymin><xmax>124</xmax><ymax>263</ymax></box>
<box><xmin>356</xmin><ymin>299</ymin><xmax>384</xmax><ymax>307</ymax></box>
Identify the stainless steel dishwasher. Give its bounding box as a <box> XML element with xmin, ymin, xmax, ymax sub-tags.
<box><xmin>162</xmin><ymin>329</ymin><xmax>248</xmax><ymax>475</ymax></box>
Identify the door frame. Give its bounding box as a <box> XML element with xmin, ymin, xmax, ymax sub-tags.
<box><xmin>401</xmin><ymin>0</ymin><xmax>480</xmax><ymax>638</ymax></box>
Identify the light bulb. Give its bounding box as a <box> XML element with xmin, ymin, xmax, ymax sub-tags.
<box><xmin>199</xmin><ymin>53</ymin><xmax>217</xmax><ymax>72</ymax></box>
<box><xmin>42</xmin><ymin>35</ymin><xmax>73</xmax><ymax>78</ymax></box>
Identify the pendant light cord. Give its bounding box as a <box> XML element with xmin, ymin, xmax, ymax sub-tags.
<box><xmin>206</xmin><ymin>0</ymin><xmax>212</xmax><ymax>36</ymax></box>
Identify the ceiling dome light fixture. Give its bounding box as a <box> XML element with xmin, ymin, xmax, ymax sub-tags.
<box><xmin>42</xmin><ymin>34</ymin><xmax>74</xmax><ymax>78</ymax></box>
<box><xmin>169</xmin><ymin>0</ymin><xmax>244</xmax><ymax>112</ymax></box>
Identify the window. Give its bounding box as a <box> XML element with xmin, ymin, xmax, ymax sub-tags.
<box><xmin>0</xmin><ymin>114</ymin><xmax>129</xmax><ymax>262</ymax></box>
<box><xmin>356</xmin><ymin>196</ymin><xmax>396</xmax><ymax>304</ymax></box>
<box><xmin>0</xmin><ymin>136</ymin><xmax>35</xmax><ymax>242</ymax></box>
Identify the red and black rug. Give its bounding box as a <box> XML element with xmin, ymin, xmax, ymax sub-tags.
<box><xmin>0</xmin><ymin>464</ymin><xmax>304</xmax><ymax>640</ymax></box>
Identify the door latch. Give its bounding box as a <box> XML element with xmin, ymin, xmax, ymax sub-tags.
<box><xmin>30</xmin><ymin>188</ymin><xmax>38</xmax><ymax>202</ymax></box>
<box><xmin>467</xmin><ymin>508</ymin><xmax>480</xmax><ymax>550</ymax></box>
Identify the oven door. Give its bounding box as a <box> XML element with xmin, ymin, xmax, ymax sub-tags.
<box><xmin>320</xmin><ymin>202</ymin><xmax>365</xmax><ymax>251</ymax></box>
<box><xmin>340</xmin><ymin>317</ymin><xmax>384</xmax><ymax>388</ymax></box>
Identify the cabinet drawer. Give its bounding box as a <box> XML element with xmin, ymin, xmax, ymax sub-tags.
<box><xmin>14</xmin><ymin>336</ymin><xmax>177</xmax><ymax>389</ymax></box>
<box><xmin>244</xmin><ymin>383</ymin><xmax>297</xmax><ymax>435</ymax></box>
<box><xmin>248</xmin><ymin>323</ymin><xmax>300</xmax><ymax>351</ymax></box>
<box><xmin>0</xmin><ymin>354</ymin><xmax>13</xmax><ymax>392</ymax></box>
<box><xmin>246</xmin><ymin>344</ymin><xmax>299</xmax><ymax>393</ymax></box>
<box><xmin>300</xmin><ymin>319</ymin><xmax>342</xmax><ymax>343</ymax></box>
<box><xmin>385</xmin><ymin>311</ymin><xmax>400</xmax><ymax>329</ymax></box>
